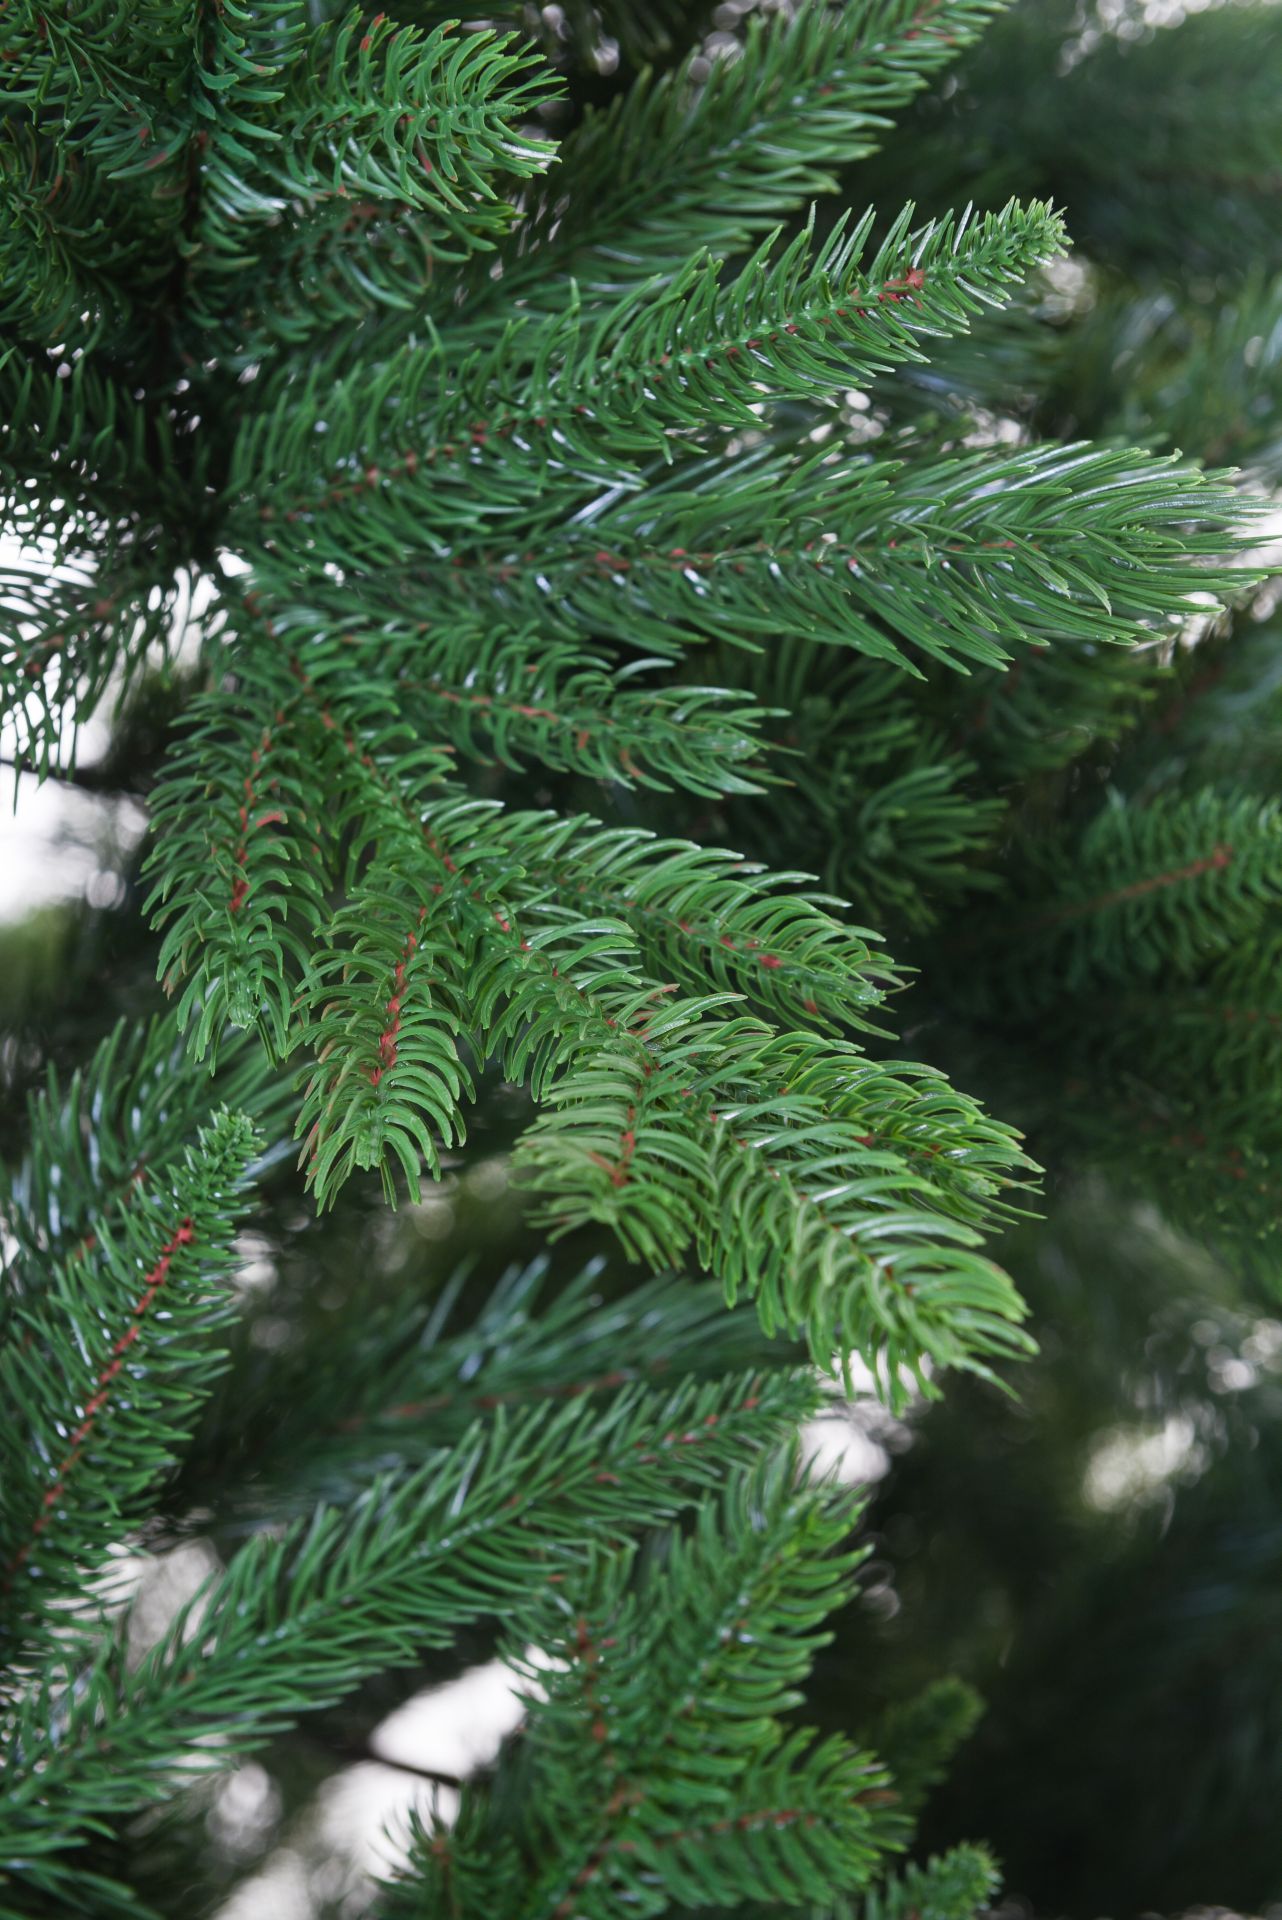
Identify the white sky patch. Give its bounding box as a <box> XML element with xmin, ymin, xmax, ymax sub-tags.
<box><xmin>1083</xmin><ymin>1412</ymin><xmax>1208</xmax><ymax>1512</ymax></box>
<box><xmin>0</xmin><ymin>774</ymin><xmax>146</xmax><ymax>924</ymax></box>
<box><xmin>370</xmin><ymin>1657</ymin><xmax>525</xmax><ymax>1785</ymax></box>
<box><xmin>0</xmin><ymin>532</ymin><xmax>227</xmax><ymax>926</ymax></box>
<box><xmin>210</xmin><ymin>1659</ymin><xmax>524</xmax><ymax>1919</ymax></box>
<box><xmin>800</xmin><ymin>1358</ymin><xmax>922</xmax><ymax>1488</ymax></box>
<box><xmin>801</xmin><ymin>1412</ymin><xmax>894</xmax><ymax>1486</ymax></box>
<box><xmin>213</xmin><ymin>1851</ymin><xmax>314</xmax><ymax>1920</ymax></box>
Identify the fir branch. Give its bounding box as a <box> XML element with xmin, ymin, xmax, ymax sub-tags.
<box><xmin>0</xmin><ymin>1</ymin><xmax>1270</xmax><ymax>1910</ymax></box>
<box><xmin>407</xmin><ymin>793</ymin><xmax>899</xmax><ymax>1033</ymax></box>
<box><xmin>2</xmin><ymin>1012</ymin><xmax>285</xmax><ymax>1306</ymax></box>
<box><xmin>297</xmin><ymin>766</ymin><xmax>1031</xmax><ymax>1386</ymax></box>
<box><xmin>0</xmin><ymin>1109</ymin><xmax>257</xmax><ymax>1637</ymax></box>
<box><xmin>808</xmin><ymin>747</ymin><xmax>1001</xmax><ymax>930</ymax></box>
<box><xmin>0</xmin><ymin>0</ymin><xmax>195</xmax><ymax>175</ymax></box>
<box><xmin>172</xmin><ymin>1258</ymin><xmax>794</xmax><ymax>1522</ymax></box>
<box><xmin>0</xmin><ymin>556</ymin><xmax>180</xmax><ymax>779</ymax></box>
<box><xmin>258</xmin><ymin>754</ymin><xmax>1032</xmax><ymax>1392</ymax></box>
<box><xmin>199</xmin><ymin>190</ymin><xmax>443</xmax><ymax>358</ymax></box>
<box><xmin>151</xmin><ymin>454</ymin><xmax>1182</xmax><ymax>1415</ymax></box>
<box><xmin>401</xmin><ymin>648</ymin><xmax>775</xmax><ymax>797</ymax></box>
<box><xmin>378</xmin><ymin>1459</ymin><xmax>902</xmax><ymax>1918</ymax></box>
<box><xmin>581</xmin><ymin>200</ymin><xmax>1065</xmax><ymax>429</ymax></box>
<box><xmin>281</xmin><ymin>751</ymin><xmax>886</xmax><ymax>1189</ymax></box>
<box><xmin>144</xmin><ymin>674</ymin><xmax>339</xmax><ymax>1059</ymax></box>
<box><xmin>0</xmin><ymin>0</ymin><xmax>197</xmax><ymax>336</ymax></box>
<box><xmin>863</xmin><ymin>1844</ymin><xmax>1002</xmax><ymax>1920</ymax></box>
<box><xmin>516</xmin><ymin>1030</ymin><xmax>1035</xmax><ymax>1402</ymax></box>
<box><xmin>0</xmin><ymin>1855</ymin><xmax>168</xmax><ymax>1920</ymax></box>
<box><xmin>456</xmin><ymin>0</ymin><xmax>1018</xmax><ymax>328</ymax></box>
<box><xmin>0</xmin><ymin>123</ymin><xmax>139</xmax><ymax>348</ymax></box>
<box><xmin>867</xmin><ymin>1678</ymin><xmax>984</xmax><ymax>1823</ymax></box>
<box><xmin>153</xmin><ymin>661</ymin><xmax>896</xmax><ymax>1153</ymax></box>
<box><xmin>241</xmin><ymin>199</ymin><xmax>1063</xmax><ymax>523</ymax></box>
<box><xmin>0</xmin><ymin>1371</ymin><xmax>812</xmax><ymax>1892</ymax></box>
<box><xmin>189</xmin><ymin>2</ymin><xmax>559</xmax><ymax>325</ymax></box>
<box><xmin>270</xmin><ymin>11</ymin><xmax>558</xmax><ymax>237</ymax></box>
<box><xmin>984</xmin><ymin>789</ymin><xmax>1282</xmax><ymax>1002</ymax></box>
<box><xmin>296</xmin><ymin>892</ymin><xmax>474</xmax><ymax>1200</ymax></box>
<box><xmin>235</xmin><ymin>588</ymin><xmax>776</xmax><ymax>795</ymax></box>
<box><xmin>331</xmin><ymin>442</ymin><xmax>1249</xmax><ymax>674</ymax></box>
<box><xmin>0</xmin><ymin>0</ymin><xmax>204</xmax><ymax>351</ymax></box>
<box><xmin>0</xmin><ymin>348</ymin><xmax>182</xmax><ymax>553</ymax></box>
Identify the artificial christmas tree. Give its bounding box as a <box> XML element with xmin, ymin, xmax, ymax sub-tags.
<box><xmin>0</xmin><ymin>0</ymin><xmax>1266</xmax><ymax>1913</ymax></box>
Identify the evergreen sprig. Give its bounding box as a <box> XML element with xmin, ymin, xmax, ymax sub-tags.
<box><xmin>231</xmin><ymin>583</ymin><xmax>778</xmax><ymax>793</ymax></box>
<box><xmin>172</xmin><ymin>1256</ymin><xmax>795</xmax><ymax>1522</ymax></box>
<box><xmin>984</xmin><ymin>790</ymin><xmax>1282</xmax><ymax>1002</ymax></box>
<box><xmin>145</xmin><ymin>675</ymin><xmax>340</xmax><ymax>1058</ymax></box>
<box><xmin>378</xmin><ymin>1457</ymin><xmax>902</xmax><ymax>1918</ymax></box>
<box><xmin>862</xmin><ymin>1846</ymin><xmax>1002</xmax><ymax>1920</ymax></box>
<box><xmin>0</xmin><ymin>122</ymin><xmax>138</xmax><ymax>347</ymax></box>
<box><xmin>0</xmin><ymin>555</ymin><xmax>178</xmax><ymax>778</ymax></box>
<box><xmin>0</xmin><ymin>1109</ymin><xmax>258</xmax><ymax>1639</ymax></box>
<box><xmin>456</xmin><ymin>0</ymin><xmax>1018</xmax><ymax>329</ymax></box>
<box><xmin>192</xmin><ymin>2</ymin><xmax>560</xmax><ymax>322</ymax></box>
<box><xmin>185</xmin><ymin>743</ymin><xmax>1031</xmax><ymax>1386</ymax></box>
<box><xmin>0</xmin><ymin>1371</ymin><xmax>812</xmax><ymax>1896</ymax></box>
<box><xmin>0</xmin><ymin>349</ymin><xmax>182</xmax><ymax>552</ymax></box>
<box><xmin>251</xmin><ymin>198</ymin><xmax>1065</xmax><ymax>501</ymax></box>
<box><xmin>285</xmin><ymin>442</ymin><xmax>1245</xmax><ymax>673</ymax></box>
<box><xmin>1</xmin><ymin>1013</ymin><xmax>282</xmax><ymax>1297</ymax></box>
<box><xmin>517</xmin><ymin>1030</ymin><xmax>1034</xmax><ymax>1400</ymax></box>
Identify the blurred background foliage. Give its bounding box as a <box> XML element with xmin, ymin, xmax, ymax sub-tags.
<box><xmin>6</xmin><ymin>0</ymin><xmax>1282</xmax><ymax>1913</ymax></box>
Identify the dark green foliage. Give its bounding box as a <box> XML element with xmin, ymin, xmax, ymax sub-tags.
<box><xmin>979</xmin><ymin>790</ymin><xmax>1282</xmax><ymax>1001</ymax></box>
<box><xmin>0</xmin><ymin>1108</ymin><xmax>258</xmax><ymax>1639</ymax></box>
<box><xmin>862</xmin><ymin>1847</ymin><xmax>1001</xmax><ymax>1920</ymax></box>
<box><xmin>136</xmin><ymin>630</ymin><xmax>1039</xmax><ymax>1384</ymax></box>
<box><xmin>1</xmin><ymin>1373</ymin><xmax>813</xmax><ymax>1881</ymax></box>
<box><xmin>237</xmin><ymin>439</ymin><xmax>1244</xmax><ymax>667</ymax></box>
<box><xmin>189</xmin><ymin>4</ymin><xmax>561</xmax><ymax>346</ymax></box>
<box><xmin>1</xmin><ymin>1015</ymin><xmax>286</xmax><ymax>1290</ymax></box>
<box><xmin>378</xmin><ymin>1459</ymin><xmax>900</xmax><ymax>1916</ymax></box>
<box><xmin>1</xmin><ymin>0</ymin><xmax>1272</xmax><ymax>1912</ymax></box>
<box><xmin>0</xmin><ymin>1032</ymin><xmax>971</xmax><ymax>1920</ymax></box>
<box><xmin>454</xmin><ymin>0</ymin><xmax>1021</xmax><ymax>326</ymax></box>
<box><xmin>358</xmin><ymin>622</ymin><xmax>777</xmax><ymax>796</ymax></box>
<box><xmin>172</xmin><ymin>1256</ymin><xmax>797</xmax><ymax>1520</ymax></box>
<box><xmin>727</xmin><ymin>644</ymin><xmax>1003</xmax><ymax>930</ymax></box>
<box><xmin>868</xmin><ymin>1679</ymin><xmax>984</xmax><ymax>1824</ymax></box>
<box><xmin>757</xmin><ymin>5</ymin><xmax>1282</xmax><ymax>1911</ymax></box>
